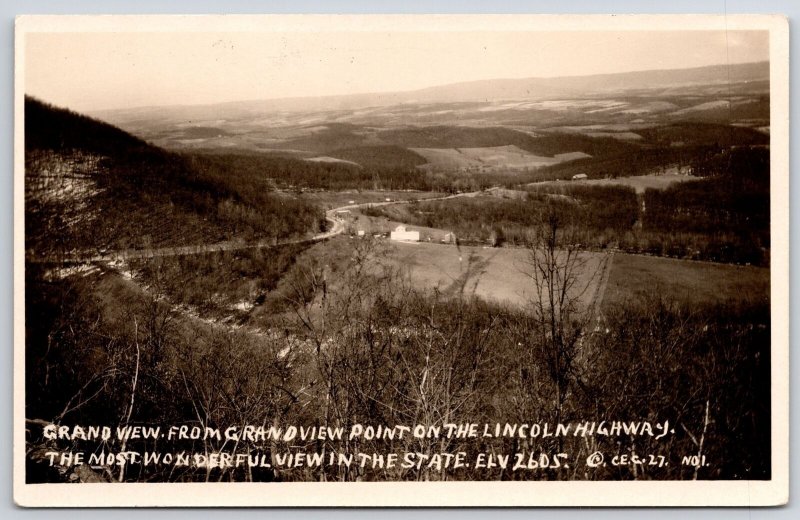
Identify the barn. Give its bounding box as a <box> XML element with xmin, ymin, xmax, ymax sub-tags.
<box><xmin>390</xmin><ymin>225</ymin><xmax>420</xmax><ymax>242</ymax></box>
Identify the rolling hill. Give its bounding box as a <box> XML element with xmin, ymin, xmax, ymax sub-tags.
<box><xmin>83</xmin><ymin>61</ymin><xmax>769</xmax><ymax>166</ymax></box>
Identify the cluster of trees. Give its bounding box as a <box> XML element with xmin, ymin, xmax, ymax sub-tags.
<box><xmin>26</xmin><ymin>226</ymin><xmax>770</xmax><ymax>482</ymax></box>
<box><xmin>687</xmin><ymin>144</ymin><xmax>770</xmax><ymax>181</ymax></box>
<box><xmin>90</xmin><ymin>149</ymin><xmax>323</xmax><ymax>248</ymax></box>
<box><xmin>324</xmin><ymin>145</ymin><xmax>427</xmax><ymax>170</ymax></box>
<box><xmin>526</xmin><ymin>123</ymin><xmax>768</xmax><ymax>184</ymax></box>
<box><xmin>127</xmin><ymin>243</ymin><xmax>309</xmax><ymax>320</ymax></box>
<box><xmin>636</xmin><ymin>122</ymin><xmax>769</xmax><ymax>148</ymax></box>
<box><xmin>639</xmin><ymin>147</ymin><xmax>770</xmax><ymax>265</ymax></box>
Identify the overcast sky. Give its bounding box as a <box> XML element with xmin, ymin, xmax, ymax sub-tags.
<box><xmin>24</xmin><ymin>29</ymin><xmax>769</xmax><ymax>112</ymax></box>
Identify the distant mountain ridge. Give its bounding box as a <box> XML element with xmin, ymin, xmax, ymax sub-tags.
<box><xmin>406</xmin><ymin>61</ymin><xmax>768</xmax><ymax>103</ymax></box>
<box><xmin>90</xmin><ymin>61</ymin><xmax>768</xmax><ymax>125</ymax></box>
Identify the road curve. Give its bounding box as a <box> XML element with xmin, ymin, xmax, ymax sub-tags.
<box><xmin>28</xmin><ymin>188</ymin><xmax>495</xmax><ymax>265</ymax></box>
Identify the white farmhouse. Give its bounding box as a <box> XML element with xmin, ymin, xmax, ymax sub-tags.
<box><xmin>390</xmin><ymin>225</ymin><xmax>420</xmax><ymax>242</ymax></box>
<box><xmin>571</xmin><ymin>173</ymin><xmax>588</xmax><ymax>180</ymax></box>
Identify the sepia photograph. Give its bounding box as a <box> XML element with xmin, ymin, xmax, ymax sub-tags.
<box><xmin>13</xmin><ymin>13</ymin><xmax>789</xmax><ymax>507</ymax></box>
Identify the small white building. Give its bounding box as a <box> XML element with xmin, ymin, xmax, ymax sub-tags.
<box><xmin>572</xmin><ymin>173</ymin><xmax>588</xmax><ymax>180</ymax></box>
<box><xmin>390</xmin><ymin>225</ymin><xmax>420</xmax><ymax>242</ymax></box>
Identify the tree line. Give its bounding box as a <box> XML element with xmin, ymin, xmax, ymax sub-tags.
<box><xmin>187</xmin><ymin>151</ymin><xmax>433</xmax><ymax>192</ymax></box>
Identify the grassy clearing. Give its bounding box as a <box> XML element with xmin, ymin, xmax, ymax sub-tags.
<box><xmin>412</xmin><ymin>145</ymin><xmax>590</xmax><ymax>172</ymax></box>
<box><xmin>127</xmin><ymin>243</ymin><xmax>311</xmax><ymax>321</ymax></box>
<box><xmin>377</xmin><ymin>240</ymin><xmax>606</xmax><ymax>309</ymax></box>
<box><xmin>530</xmin><ymin>171</ymin><xmax>701</xmax><ymax>194</ymax></box>
<box><xmin>602</xmin><ymin>252</ymin><xmax>769</xmax><ymax>311</ymax></box>
<box><xmin>304</xmin><ymin>156</ymin><xmax>361</xmax><ymax>167</ymax></box>
<box><xmin>378</xmin><ymin>242</ymin><xmax>769</xmax><ymax>312</ymax></box>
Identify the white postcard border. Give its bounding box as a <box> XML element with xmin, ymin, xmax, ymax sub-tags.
<box><xmin>13</xmin><ymin>13</ymin><xmax>790</xmax><ymax>507</ymax></box>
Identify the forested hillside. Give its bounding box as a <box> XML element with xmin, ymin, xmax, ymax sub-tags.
<box><xmin>25</xmin><ymin>97</ymin><xmax>324</xmax><ymax>256</ymax></box>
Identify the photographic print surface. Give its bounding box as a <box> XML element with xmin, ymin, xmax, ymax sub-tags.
<box><xmin>14</xmin><ymin>14</ymin><xmax>789</xmax><ymax>506</ymax></box>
